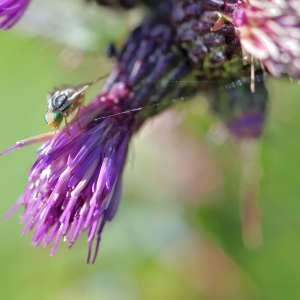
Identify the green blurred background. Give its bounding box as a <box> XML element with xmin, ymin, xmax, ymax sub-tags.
<box><xmin>1</xmin><ymin>1</ymin><xmax>300</xmax><ymax>299</ymax></box>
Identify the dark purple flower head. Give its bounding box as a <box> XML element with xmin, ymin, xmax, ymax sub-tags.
<box><xmin>172</xmin><ymin>0</ymin><xmax>243</xmax><ymax>79</ymax></box>
<box><xmin>231</xmin><ymin>0</ymin><xmax>300</xmax><ymax>78</ymax></box>
<box><xmin>0</xmin><ymin>0</ymin><xmax>30</xmax><ymax>30</ymax></box>
<box><xmin>168</xmin><ymin>0</ymin><xmax>271</xmax><ymax>141</ymax></box>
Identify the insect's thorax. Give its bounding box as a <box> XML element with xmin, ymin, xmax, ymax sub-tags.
<box><xmin>48</xmin><ymin>89</ymin><xmax>84</xmax><ymax>113</ymax></box>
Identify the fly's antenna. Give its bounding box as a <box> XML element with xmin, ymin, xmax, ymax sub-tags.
<box><xmin>75</xmin><ymin>74</ymin><xmax>109</xmax><ymax>95</ymax></box>
<box><xmin>94</xmin><ymin>107</ymin><xmax>144</xmax><ymax>121</ymax></box>
<box><xmin>86</xmin><ymin>74</ymin><xmax>109</xmax><ymax>87</ymax></box>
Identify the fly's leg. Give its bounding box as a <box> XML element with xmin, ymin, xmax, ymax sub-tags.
<box><xmin>212</xmin><ymin>13</ymin><xmax>226</xmax><ymax>31</ymax></box>
<box><xmin>75</xmin><ymin>105</ymin><xmax>84</xmax><ymax>130</ymax></box>
<box><xmin>63</xmin><ymin>114</ymin><xmax>72</xmax><ymax>136</ymax></box>
<box><xmin>74</xmin><ymin>97</ymin><xmax>85</xmax><ymax>130</ymax></box>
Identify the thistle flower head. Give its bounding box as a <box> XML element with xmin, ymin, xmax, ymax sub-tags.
<box><xmin>231</xmin><ymin>0</ymin><xmax>300</xmax><ymax>78</ymax></box>
<box><xmin>8</xmin><ymin>88</ymin><xmax>134</xmax><ymax>263</ymax></box>
<box><xmin>0</xmin><ymin>0</ymin><xmax>30</xmax><ymax>30</ymax></box>
<box><xmin>1</xmin><ymin>80</ymin><xmax>137</xmax><ymax>263</ymax></box>
<box><xmin>1</xmin><ymin>15</ymin><xmax>196</xmax><ymax>262</ymax></box>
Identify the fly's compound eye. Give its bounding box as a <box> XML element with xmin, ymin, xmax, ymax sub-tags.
<box><xmin>45</xmin><ymin>111</ymin><xmax>63</xmax><ymax>129</ymax></box>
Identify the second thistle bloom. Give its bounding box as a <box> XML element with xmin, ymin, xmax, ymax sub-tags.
<box><xmin>231</xmin><ymin>0</ymin><xmax>300</xmax><ymax>78</ymax></box>
<box><xmin>0</xmin><ymin>0</ymin><xmax>30</xmax><ymax>29</ymax></box>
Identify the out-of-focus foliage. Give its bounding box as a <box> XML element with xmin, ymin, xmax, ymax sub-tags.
<box><xmin>0</xmin><ymin>1</ymin><xmax>300</xmax><ymax>300</ymax></box>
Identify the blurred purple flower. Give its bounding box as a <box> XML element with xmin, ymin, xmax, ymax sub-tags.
<box><xmin>231</xmin><ymin>0</ymin><xmax>300</xmax><ymax>78</ymax></box>
<box><xmin>0</xmin><ymin>0</ymin><xmax>30</xmax><ymax>29</ymax></box>
<box><xmin>207</xmin><ymin>68</ymin><xmax>268</xmax><ymax>139</ymax></box>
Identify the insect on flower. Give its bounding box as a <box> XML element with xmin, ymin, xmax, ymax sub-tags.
<box><xmin>45</xmin><ymin>75</ymin><xmax>107</xmax><ymax>129</ymax></box>
<box><xmin>0</xmin><ymin>15</ymin><xmax>197</xmax><ymax>263</ymax></box>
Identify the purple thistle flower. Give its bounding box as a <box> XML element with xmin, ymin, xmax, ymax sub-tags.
<box><xmin>0</xmin><ymin>0</ymin><xmax>30</xmax><ymax>30</ymax></box>
<box><xmin>1</xmin><ymin>15</ymin><xmax>195</xmax><ymax>262</ymax></box>
<box><xmin>2</xmin><ymin>77</ymin><xmax>140</xmax><ymax>264</ymax></box>
<box><xmin>231</xmin><ymin>0</ymin><xmax>300</xmax><ymax>78</ymax></box>
<box><xmin>7</xmin><ymin>92</ymin><xmax>134</xmax><ymax>263</ymax></box>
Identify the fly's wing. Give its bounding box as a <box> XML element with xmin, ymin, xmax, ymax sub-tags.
<box><xmin>65</xmin><ymin>85</ymin><xmax>89</xmax><ymax>103</ymax></box>
<box><xmin>75</xmin><ymin>83</ymin><xmax>93</xmax><ymax>95</ymax></box>
<box><xmin>206</xmin><ymin>68</ymin><xmax>269</xmax><ymax>139</ymax></box>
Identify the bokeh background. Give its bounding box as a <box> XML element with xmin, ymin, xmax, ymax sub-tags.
<box><xmin>1</xmin><ymin>1</ymin><xmax>300</xmax><ymax>299</ymax></box>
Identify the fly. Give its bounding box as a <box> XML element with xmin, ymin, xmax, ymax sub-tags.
<box><xmin>45</xmin><ymin>75</ymin><xmax>107</xmax><ymax>129</ymax></box>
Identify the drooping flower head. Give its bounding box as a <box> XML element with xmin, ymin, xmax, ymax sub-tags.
<box><xmin>22</xmin><ymin>103</ymin><xmax>132</xmax><ymax>263</ymax></box>
<box><xmin>0</xmin><ymin>0</ymin><xmax>31</xmax><ymax>29</ymax></box>
<box><xmin>4</xmin><ymin>81</ymin><xmax>134</xmax><ymax>263</ymax></box>
<box><xmin>231</xmin><ymin>0</ymin><xmax>300</xmax><ymax>78</ymax></box>
<box><xmin>1</xmin><ymin>15</ymin><xmax>195</xmax><ymax>262</ymax></box>
<box><xmin>3</xmin><ymin>77</ymin><xmax>132</xmax><ymax>265</ymax></box>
